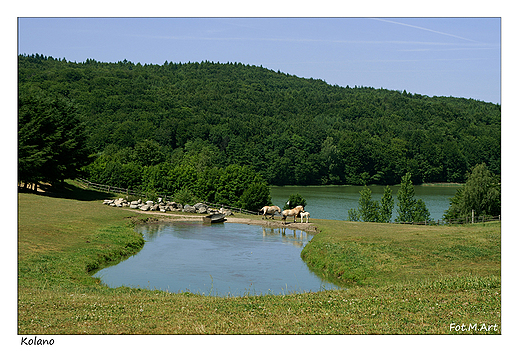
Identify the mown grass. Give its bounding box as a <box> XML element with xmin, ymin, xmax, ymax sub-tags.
<box><xmin>18</xmin><ymin>181</ymin><xmax>501</xmax><ymax>334</ymax></box>
<box><xmin>301</xmin><ymin>219</ymin><xmax>501</xmax><ymax>287</ymax></box>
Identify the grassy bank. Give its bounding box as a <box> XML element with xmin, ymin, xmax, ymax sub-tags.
<box><xmin>301</xmin><ymin>219</ymin><xmax>500</xmax><ymax>287</ymax></box>
<box><xmin>17</xmin><ymin>182</ymin><xmax>501</xmax><ymax>334</ymax></box>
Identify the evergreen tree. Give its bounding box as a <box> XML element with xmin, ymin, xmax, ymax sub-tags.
<box><xmin>397</xmin><ymin>173</ymin><xmax>431</xmax><ymax>223</ymax></box>
<box><xmin>347</xmin><ymin>185</ymin><xmax>394</xmax><ymax>223</ymax></box>
<box><xmin>396</xmin><ymin>173</ymin><xmax>416</xmax><ymax>222</ymax></box>
<box><xmin>18</xmin><ymin>85</ymin><xmax>89</xmax><ymax>188</ymax></box>
<box><xmin>358</xmin><ymin>186</ymin><xmax>379</xmax><ymax>222</ymax></box>
<box><xmin>412</xmin><ymin>199</ymin><xmax>431</xmax><ymax>223</ymax></box>
<box><xmin>378</xmin><ymin>186</ymin><xmax>394</xmax><ymax>223</ymax></box>
<box><xmin>347</xmin><ymin>208</ymin><xmax>360</xmax><ymax>222</ymax></box>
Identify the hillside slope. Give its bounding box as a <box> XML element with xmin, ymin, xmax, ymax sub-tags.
<box><xmin>19</xmin><ymin>54</ymin><xmax>500</xmax><ymax>186</ymax></box>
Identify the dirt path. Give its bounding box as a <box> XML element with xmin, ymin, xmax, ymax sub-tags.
<box><xmin>126</xmin><ymin>209</ymin><xmax>319</xmax><ymax>232</ymax></box>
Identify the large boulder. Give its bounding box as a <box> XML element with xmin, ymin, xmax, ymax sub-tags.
<box><xmin>196</xmin><ymin>206</ymin><xmax>208</xmax><ymax>214</ymax></box>
<box><xmin>194</xmin><ymin>203</ymin><xmax>208</xmax><ymax>214</ymax></box>
<box><xmin>183</xmin><ymin>204</ymin><xmax>196</xmax><ymax>213</ymax></box>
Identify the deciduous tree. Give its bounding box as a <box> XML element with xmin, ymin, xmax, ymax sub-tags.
<box><xmin>444</xmin><ymin>163</ymin><xmax>500</xmax><ymax>220</ymax></box>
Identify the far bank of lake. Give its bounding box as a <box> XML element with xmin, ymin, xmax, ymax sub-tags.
<box><xmin>269</xmin><ymin>184</ymin><xmax>461</xmax><ymax>222</ymax></box>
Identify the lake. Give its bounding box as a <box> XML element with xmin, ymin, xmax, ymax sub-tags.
<box><xmin>269</xmin><ymin>184</ymin><xmax>461</xmax><ymax>222</ymax></box>
<box><xmin>93</xmin><ymin>222</ymin><xmax>341</xmax><ymax>296</ymax></box>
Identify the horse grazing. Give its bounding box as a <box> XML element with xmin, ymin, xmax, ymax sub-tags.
<box><xmin>300</xmin><ymin>211</ymin><xmax>310</xmax><ymax>223</ymax></box>
<box><xmin>260</xmin><ymin>205</ymin><xmax>281</xmax><ymax>219</ymax></box>
<box><xmin>281</xmin><ymin>205</ymin><xmax>305</xmax><ymax>224</ymax></box>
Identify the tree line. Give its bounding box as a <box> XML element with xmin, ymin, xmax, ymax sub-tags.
<box><xmin>347</xmin><ymin>163</ymin><xmax>500</xmax><ymax>223</ymax></box>
<box><xmin>18</xmin><ymin>54</ymin><xmax>500</xmax><ymax>209</ymax></box>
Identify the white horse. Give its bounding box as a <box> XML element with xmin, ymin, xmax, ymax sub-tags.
<box><xmin>260</xmin><ymin>205</ymin><xmax>281</xmax><ymax>219</ymax></box>
<box><xmin>300</xmin><ymin>211</ymin><xmax>310</xmax><ymax>223</ymax></box>
<box><xmin>281</xmin><ymin>205</ymin><xmax>304</xmax><ymax>224</ymax></box>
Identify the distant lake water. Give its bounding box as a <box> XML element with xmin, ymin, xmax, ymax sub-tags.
<box><xmin>269</xmin><ymin>185</ymin><xmax>461</xmax><ymax>222</ymax></box>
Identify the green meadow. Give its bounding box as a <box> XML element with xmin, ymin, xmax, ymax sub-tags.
<box><xmin>18</xmin><ymin>181</ymin><xmax>500</xmax><ymax>334</ymax></box>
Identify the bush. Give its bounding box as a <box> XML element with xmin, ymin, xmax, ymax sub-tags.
<box><xmin>239</xmin><ymin>182</ymin><xmax>272</xmax><ymax>212</ymax></box>
<box><xmin>284</xmin><ymin>193</ymin><xmax>307</xmax><ymax>210</ymax></box>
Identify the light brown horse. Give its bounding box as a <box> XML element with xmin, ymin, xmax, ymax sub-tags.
<box><xmin>260</xmin><ymin>205</ymin><xmax>281</xmax><ymax>219</ymax></box>
<box><xmin>281</xmin><ymin>205</ymin><xmax>305</xmax><ymax>224</ymax></box>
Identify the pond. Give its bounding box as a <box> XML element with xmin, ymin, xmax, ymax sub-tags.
<box><xmin>270</xmin><ymin>184</ymin><xmax>461</xmax><ymax>222</ymax></box>
<box><xmin>93</xmin><ymin>222</ymin><xmax>340</xmax><ymax>296</ymax></box>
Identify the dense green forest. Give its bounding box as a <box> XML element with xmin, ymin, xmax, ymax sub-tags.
<box><xmin>18</xmin><ymin>54</ymin><xmax>500</xmax><ymax>196</ymax></box>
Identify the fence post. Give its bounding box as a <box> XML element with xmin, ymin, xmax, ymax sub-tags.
<box><xmin>472</xmin><ymin>209</ymin><xmax>474</xmax><ymax>224</ymax></box>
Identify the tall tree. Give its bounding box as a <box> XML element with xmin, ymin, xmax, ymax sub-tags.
<box><xmin>18</xmin><ymin>85</ymin><xmax>89</xmax><ymax>188</ymax></box>
<box><xmin>378</xmin><ymin>186</ymin><xmax>394</xmax><ymax>223</ymax></box>
<box><xmin>358</xmin><ymin>186</ymin><xmax>379</xmax><ymax>222</ymax></box>
<box><xmin>347</xmin><ymin>185</ymin><xmax>394</xmax><ymax>223</ymax></box>
<box><xmin>396</xmin><ymin>173</ymin><xmax>416</xmax><ymax>222</ymax></box>
<box><xmin>396</xmin><ymin>173</ymin><xmax>431</xmax><ymax>223</ymax></box>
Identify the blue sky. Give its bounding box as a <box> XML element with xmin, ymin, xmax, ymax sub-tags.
<box><xmin>18</xmin><ymin>17</ymin><xmax>500</xmax><ymax>103</ymax></box>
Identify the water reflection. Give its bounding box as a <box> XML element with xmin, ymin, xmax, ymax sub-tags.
<box><xmin>262</xmin><ymin>227</ymin><xmax>308</xmax><ymax>248</ymax></box>
<box><xmin>93</xmin><ymin>222</ymin><xmax>340</xmax><ymax>296</ymax></box>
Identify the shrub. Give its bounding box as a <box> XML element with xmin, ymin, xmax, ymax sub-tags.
<box><xmin>284</xmin><ymin>193</ymin><xmax>307</xmax><ymax>210</ymax></box>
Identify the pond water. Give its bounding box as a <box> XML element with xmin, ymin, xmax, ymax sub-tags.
<box><xmin>93</xmin><ymin>222</ymin><xmax>340</xmax><ymax>296</ymax></box>
<box><xmin>270</xmin><ymin>184</ymin><xmax>461</xmax><ymax>222</ymax></box>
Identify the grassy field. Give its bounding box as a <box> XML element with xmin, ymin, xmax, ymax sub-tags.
<box><xmin>17</xmin><ymin>181</ymin><xmax>501</xmax><ymax>335</ymax></box>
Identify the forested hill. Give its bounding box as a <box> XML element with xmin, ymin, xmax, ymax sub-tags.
<box><xmin>18</xmin><ymin>54</ymin><xmax>500</xmax><ymax>186</ymax></box>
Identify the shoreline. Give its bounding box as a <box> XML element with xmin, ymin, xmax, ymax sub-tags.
<box><xmin>128</xmin><ymin>209</ymin><xmax>319</xmax><ymax>232</ymax></box>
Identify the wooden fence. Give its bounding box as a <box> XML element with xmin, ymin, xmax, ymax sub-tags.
<box><xmin>75</xmin><ymin>178</ymin><xmax>258</xmax><ymax>216</ymax></box>
<box><xmin>397</xmin><ymin>214</ymin><xmax>500</xmax><ymax>226</ymax></box>
<box><xmin>444</xmin><ymin>214</ymin><xmax>501</xmax><ymax>225</ymax></box>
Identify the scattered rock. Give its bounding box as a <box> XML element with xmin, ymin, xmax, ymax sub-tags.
<box><xmin>102</xmin><ymin>198</ymin><xmax>221</xmax><ymax>215</ymax></box>
<box><xmin>183</xmin><ymin>205</ymin><xmax>196</xmax><ymax>213</ymax></box>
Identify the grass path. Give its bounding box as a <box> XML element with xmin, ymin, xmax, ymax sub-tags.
<box><xmin>17</xmin><ymin>182</ymin><xmax>501</xmax><ymax>334</ymax></box>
